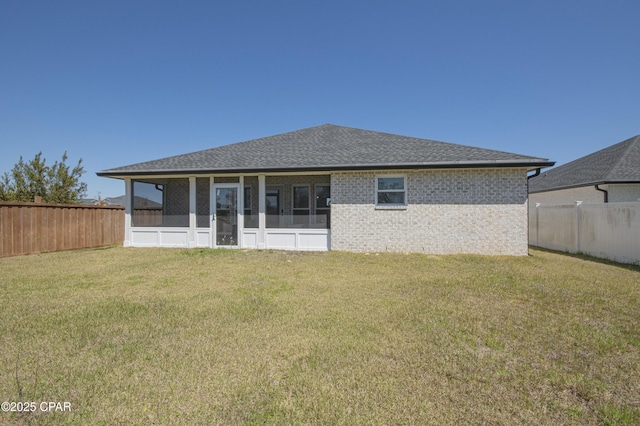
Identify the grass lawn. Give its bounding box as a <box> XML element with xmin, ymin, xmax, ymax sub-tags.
<box><xmin>1</xmin><ymin>247</ymin><xmax>639</xmax><ymax>425</ymax></box>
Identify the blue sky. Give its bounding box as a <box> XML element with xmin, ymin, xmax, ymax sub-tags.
<box><xmin>2</xmin><ymin>0</ymin><xmax>639</xmax><ymax>199</ymax></box>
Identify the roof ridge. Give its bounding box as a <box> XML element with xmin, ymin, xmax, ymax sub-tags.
<box><xmin>98</xmin><ymin>124</ymin><xmax>552</xmax><ymax>176</ymax></box>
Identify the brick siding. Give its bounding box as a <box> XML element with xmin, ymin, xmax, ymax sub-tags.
<box><xmin>330</xmin><ymin>169</ymin><xmax>529</xmax><ymax>255</ymax></box>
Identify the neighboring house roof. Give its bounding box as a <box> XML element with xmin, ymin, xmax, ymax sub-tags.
<box><xmin>81</xmin><ymin>196</ymin><xmax>161</xmax><ymax>207</ymax></box>
<box><xmin>529</xmin><ymin>135</ymin><xmax>640</xmax><ymax>193</ymax></box>
<box><xmin>102</xmin><ymin>195</ymin><xmax>126</xmax><ymax>206</ymax></box>
<box><xmin>80</xmin><ymin>198</ymin><xmax>100</xmax><ymax>205</ymax></box>
<box><xmin>98</xmin><ymin>124</ymin><xmax>553</xmax><ymax>177</ymax></box>
<box><xmin>130</xmin><ymin>196</ymin><xmax>162</xmax><ymax>209</ymax></box>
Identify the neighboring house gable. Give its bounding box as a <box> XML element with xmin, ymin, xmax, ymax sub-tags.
<box><xmin>529</xmin><ymin>135</ymin><xmax>640</xmax><ymax>204</ymax></box>
<box><xmin>98</xmin><ymin>124</ymin><xmax>553</xmax><ymax>255</ymax></box>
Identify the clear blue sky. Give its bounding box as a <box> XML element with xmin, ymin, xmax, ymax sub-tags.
<box><xmin>2</xmin><ymin>0</ymin><xmax>639</xmax><ymax>199</ymax></box>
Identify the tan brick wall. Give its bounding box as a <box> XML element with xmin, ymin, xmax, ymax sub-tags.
<box><xmin>331</xmin><ymin>169</ymin><xmax>529</xmax><ymax>255</ymax></box>
<box><xmin>529</xmin><ymin>186</ymin><xmax>605</xmax><ymax>205</ymax></box>
<box><xmin>530</xmin><ymin>183</ymin><xmax>640</xmax><ymax>205</ymax></box>
<box><xmin>610</xmin><ymin>184</ymin><xmax>640</xmax><ymax>202</ymax></box>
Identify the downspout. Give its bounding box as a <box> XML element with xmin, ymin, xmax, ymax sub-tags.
<box><xmin>526</xmin><ymin>168</ymin><xmax>541</xmax><ymax>196</ymax></box>
<box><xmin>595</xmin><ymin>184</ymin><xmax>608</xmax><ymax>203</ymax></box>
<box><xmin>527</xmin><ymin>168</ymin><xmax>541</xmax><ymax>181</ymax></box>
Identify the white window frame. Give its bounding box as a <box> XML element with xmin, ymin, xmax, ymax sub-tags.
<box><xmin>375</xmin><ymin>175</ymin><xmax>407</xmax><ymax>207</ymax></box>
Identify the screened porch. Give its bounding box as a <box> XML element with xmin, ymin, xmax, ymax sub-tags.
<box><xmin>124</xmin><ymin>174</ymin><xmax>331</xmax><ymax>251</ymax></box>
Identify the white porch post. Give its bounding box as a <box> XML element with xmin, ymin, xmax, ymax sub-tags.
<box><xmin>258</xmin><ymin>174</ymin><xmax>266</xmax><ymax>249</ymax></box>
<box><xmin>123</xmin><ymin>178</ymin><xmax>132</xmax><ymax>247</ymax></box>
<box><xmin>210</xmin><ymin>177</ymin><xmax>215</xmax><ymax>248</ymax></box>
<box><xmin>188</xmin><ymin>176</ymin><xmax>196</xmax><ymax>248</ymax></box>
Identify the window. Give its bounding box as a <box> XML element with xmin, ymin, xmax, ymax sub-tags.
<box><xmin>292</xmin><ymin>185</ymin><xmax>310</xmax><ymax>225</ymax></box>
<box><xmin>376</xmin><ymin>176</ymin><xmax>406</xmax><ymax>206</ymax></box>
<box><xmin>315</xmin><ymin>185</ymin><xmax>331</xmax><ymax>227</ymax></box>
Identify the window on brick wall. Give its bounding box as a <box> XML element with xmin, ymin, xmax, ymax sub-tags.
<box><xmin>376</xmin><ymin>176</ymin><xmax>406</xmax><ymax>206</ymax></box>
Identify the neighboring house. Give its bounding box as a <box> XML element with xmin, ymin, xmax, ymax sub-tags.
<box><xmin>98</xmin><ymin>124</ymin><xmax>553</xmax><ymax>255</ymax></box>
<box><xmin>81</xmin><ymin>197</ymin><xmax>119</xmax><ymax>206</ymax></box>
<box><xmin>81</xmin><ymin>195</ymin><xmax>161</xmax><ymax>208</ymax></box>
<box><xmin>81</xmin><ymin>198</ymin><xmax>101</xmax><ymax>206</ymax></box>
<box><xmin>105</xmin><ymin>195</ymin><xmax>162</xmax><ymax>208</ymax></box>
<box><xmin>529</xmin><ymin>135</ymin><xmax>640</xmax><ymax>205</ymax></box>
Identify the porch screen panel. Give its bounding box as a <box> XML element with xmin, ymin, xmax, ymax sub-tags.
<box><xmin>315</xmin><ymin>185</ymin><xmax>331</xmax><ymax>228</ymax></box>
<box><xmin>196</xmin><ymin>177</ymin><xmax>210</xmax><ymax>228</ymax></box>
<box><xmin>131</xmin><ymin>178</ymin><xmax>189</xmax><ymax>227</ymax></box>
<box><xmin>263</xmin><ymin>176</ymin><xmax>330</xmax><ymax>229</ymax></box>
<box><xmin>292</xmin><ymin>185</ymin><xmax>310</xmax><ymax>226</ymax></box>
<box><xmin>243</xmin><ymin>177</ymin><xmax>259</xmax><ymax>229</ymax></box>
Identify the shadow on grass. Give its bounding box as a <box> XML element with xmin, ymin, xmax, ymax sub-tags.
<box><xmin>529</xmin><ymin>245</ymin><xmax>640</xmax><ymax>273</ymax></box>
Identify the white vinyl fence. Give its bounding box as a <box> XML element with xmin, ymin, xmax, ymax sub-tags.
<box><xmin>529</xmin><ymin>201</ymin><xmax>640</xmax><ymax>265</ymax></box>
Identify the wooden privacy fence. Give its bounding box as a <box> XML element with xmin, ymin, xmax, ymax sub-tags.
<box><xmin>132</xmin><ymin>208</ymin><xmax>163</xmax><ymax>226</ymax></box>
<box><xmin>0</xmin><ymin>201</ymin><xmax>125</xmax><ymax>257</ymax></box>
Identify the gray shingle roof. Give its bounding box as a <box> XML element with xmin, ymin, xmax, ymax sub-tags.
<box><xmin>98</xmin><ymin>124</ymin><xmax>553</xmax><ymax>176</ymax></box>
<box><xmin>529</xmin><ymin>135</ymin><xmax>640</xmax><ymax>193</ymax></box>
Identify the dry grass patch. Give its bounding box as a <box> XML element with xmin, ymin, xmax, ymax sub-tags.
<box><xmin>0</xmin><ymin>247</ymin><xmax>638</xmax><ymax>424</ymax></box>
